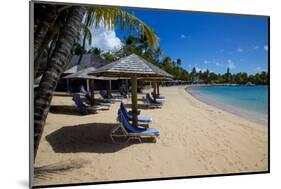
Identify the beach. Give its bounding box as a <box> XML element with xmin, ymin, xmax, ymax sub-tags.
<box><xmin>33</xmin><ymin>86</ymin><xmax>268</xmax><ymax>186</ymax></box>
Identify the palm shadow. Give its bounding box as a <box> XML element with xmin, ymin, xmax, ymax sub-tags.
<box><xmin>53</xmin><ymin>93</ymin><xmax>72</xmax><ymax>97</ymax></box>
<box><xmin>46</xmin><ymin>123</ymin><xmax>156</xmax><ymax>154</ymax></box>
<box><xmin>34</xmin><ymin>159</ymin><xmax>88</xmax><ymax>181</ymax></box>
<box><xmin>49</xmin><ymin>105</ymin><xmax>97</xmax><ymax>116</ymax></box>
<box><xmin>125</xmin><ymin>103</ymin><xmax>151</xmax><ymax>110</ymax></box>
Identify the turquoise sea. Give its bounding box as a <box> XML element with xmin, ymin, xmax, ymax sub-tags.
<box><xmin>186</xmin><ymin>85</ymin><xmax>268</xmax><ymax>125</ymax></box>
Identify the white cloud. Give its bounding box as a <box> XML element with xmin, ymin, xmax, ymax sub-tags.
<box><xmin>264</xmin><ymin>45</ymin><xmax>268</xmax><ymax>51</ymax></box>
<box><xmin>237</xmin><ymin>47</ymin><xmax>244</xmax><ymax>52</ymax></box>
<box><xmin>255</xmin><ymin>67</ymin><xmax>266</xmax><ymax>72</ymax></box>
<box><xmin>204</xmin><ymin>60</ymin><xmax>210</xmax><ymax>64</ymax></box>
<box><xmin>180</xmin><ymin>34</ymin><xmax>186</xmax><ymax>39</ymax></box>
<box><xmin>215</xmin><ymin>62</ymin><xmax>224</xmax><ymax>67</ymax></box>
<box><xmin>87</xmin><ymin>25</ymin><xmax>123</xmax><ymax>52</ymax></box>
<box><xmin>253</xmin><ymin>45</ymin><xmax>260</xmax><ymax>50</ymax></box>
<box><xmin>196</xmin><ymin>67</ymin><xmax>207</xmax><ymax>72</ymax></box>
<box><xmin>227</xmin><ymin>59</ymin><xmax>236</xmax><ymax>69</ymax></box>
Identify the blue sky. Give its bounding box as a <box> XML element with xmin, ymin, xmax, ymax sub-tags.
<box><xmin>90</xmin><ymin>8</ymin><xmax>268</xmax><ymax>74</ymax></box>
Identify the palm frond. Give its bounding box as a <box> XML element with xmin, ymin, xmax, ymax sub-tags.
<box><xmin>81</xmin><ymin>23</ymin><xmax>92</xmax><ymax>44</ymax></box>
<box><xmin>86</xmin><ymin>7</ymin><xmax>159</xmax><ymax>48</ymax></box>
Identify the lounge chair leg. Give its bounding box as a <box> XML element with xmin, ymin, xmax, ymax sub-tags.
<box><xmin>127</xmin><ymin>136</ymin><xmax>142</xmax><ymax>143</ymax></box>
<box><xmin>110</xmin><ymin>126</ymin><xmax>127</xmax><ymax>144</ymax></box>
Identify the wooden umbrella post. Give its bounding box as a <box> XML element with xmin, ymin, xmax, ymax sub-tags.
<box><xmin>105</xmin><ymin>80</ymin><xmax>109</xmax><ymax>97</ymax></box>
<box><xmin>66</xmin><ymin>79</ymin><xmax>70</xmax><ymax>92</ymax></box>
<box><xmin>109</xmin><ymin>80</ymin><xmax>112</xmax><ymax>93</ymax></box>
<box><xmin>156</xmin><ymin>82</ymin><xmax>160</xmax><ymax>96</ymax></box>
<box><xmin>153</xmin><ymin>82</ymin><xmax>157</xmax><ymax>100</ymax></box>
<box><xmin>86</xmin><ymin>79</ymin><xmax>90</xmax><ymax>92</ymax></box>
<box><xmin>90</xmin><ymin>80</ymin><xmax>95</xmax><ymax>105</ymax></box>
<box><xmin>126</xmin><ymin>79</ymin><xmax>129</xmax><ymax>97</ymax></box>
<box><xmin>131</xmin><ymin>75</ymin><xmax>138</xmax><ymax>127</ymax></box>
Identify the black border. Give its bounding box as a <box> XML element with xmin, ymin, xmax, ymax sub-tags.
<box><xmin>30</xmin><ymin>1</ymin><xmax>270</xmax><ymax>188</ymax></box>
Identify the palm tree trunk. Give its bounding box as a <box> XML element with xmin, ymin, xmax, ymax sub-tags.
<box><xmin>34</xmin><ymin>6</ymin><xmax>86</xmax><ymax>159</ymax></box>
<box><xmin>47</xmin><ymin>32</ymin><xmax>59</xmax><ymax>63</ymax></box>
<box><xmin>76</xmin><ymin>16</ymin><xmax>91</xmax><ymax>66</ymax></box>
<box><xmin>34</xmin><ymin>5</ymin><xmax>57</xmax><ymax>77</ymax></box>
<box><xmin>34</xmin><ymin>28</ymin><xmax>59</xmax><ymax>78</ymax></box>
<box><xmin>76</xmin><ymin>33</ymin><xmax>87</xmax><ymax>65</ymax></box>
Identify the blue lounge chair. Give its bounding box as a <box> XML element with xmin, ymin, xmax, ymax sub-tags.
<box><xmin>80</xmin><ymin>85</ymin><xmax>89</xmax><ymax>94</ymax></box>
<box><xmin>143</xmin><ymin>93</ymin><xmax>162</xmax><ymax>108</ymax></box>
<box><xmin>120</xmin><ymin>102</ymin><xmax>152</xmax><ymax>126</ymax></box>
<box><xmin>81</xmin><ymin>86</ymin><xmax>111</xmax><ymax>109</ymax></box>
<box><xmin>80</xmin><ymin>85</ymin><xmax>92</xmax><ymax>103</ymax></box>
<box><xmin>151</xmin><ymin>92</ymin><xmax>165</xmax><ymax>100</ymax></box>
<box><xmin>110</xmin><ymin>109</ymin><xmax>160</xmax><ymax>143</ymax></box>
<box><xmin>100</xmin><ymin>90</ymin><xmax>123</xmax><ymax>102</ymax></box>
<box><xmin>72</xmin><ymin>94</ymin><xmax>89</xmax><ymax>115</ymax></box>
<box><xmin>72</xmin><ymin>94</ymin><xmax>100</xmax><ymax>115</ymax></box>
<box><xmin>149</xmin><ymin>93</ymin><xmax>165</xmax><ymax>104</ymax></box>
<box><xmin>119</xmin><ymin>86</ymin><xmax>131</xmax><ymax>98</ymax></box>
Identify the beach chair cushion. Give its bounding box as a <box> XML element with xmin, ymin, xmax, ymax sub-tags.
<box><xmin>151</xmin><ymin>92</ymin><xmax>165</xmax><ymax>99</ymax></box>
<box><xmin>120</xmin><ymin>102</ymin><xmax>152</xmax><ymax>123</ymax></box>
<box><xmin>149</xmin><ymin>93</ymin><xmax>165</xmax><ymax>104</ymax></box>
<box><xmin>80</xmin><ymin>85</ymin><xmax>88</xmax><ymax>94</ymax></box>
<box><xmin>72</xmin><ymin>94</ymin><xmax>88</xmax><ymax>115</ymax></box>
<box><xmin>80</xmin><ymin>85</ymin><xmax>92</xmax><ymax>103</ymax></box>
<box><xmin>100</xmin><ymin>90</ymin><xmax>108</xmax><ymax>99</ymax></box>
<box><xmin>146</xmin><ymin>94</ymin><xmax>162</xmax><ymax>105</ymax></box>
<box><xmin>118</xmin><ymin>110</ymin><xmax>159</xmax><ymax>137</ymax></box>
<box><xmin>100</xmin><ymin>90</ymin><xmax>123</xmax><ymax>101</ymax></box>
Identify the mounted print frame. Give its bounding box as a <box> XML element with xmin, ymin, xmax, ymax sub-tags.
<box><xmin>30</xmin><ymin>0</ymin><xmax>270</xmax><ymax>188</ymax></box>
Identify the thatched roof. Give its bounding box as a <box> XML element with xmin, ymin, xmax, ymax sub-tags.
<box><xmin>63</xmin><ymin>54</ymin><xmax>109</xmax><ymax>74</ymax></box>
<box><xmin>64</xmin><ymin>65</ymin><xmax>79</xmax><ymax>74</ymax></box>
<box><xmin>63</xmin><ymin>67</ymin><xmax>118</xmax><ymax>80</ymax></box>
<box><xmin>89</xmin><ymin>54</ymin><xmax>174</xmax><ymax>79</ymax></box>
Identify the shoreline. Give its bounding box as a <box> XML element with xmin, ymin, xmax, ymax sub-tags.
<box><xmin>185</xmin><ymin>86</ymin><xmax>268</xmax><ymax>126</ymax></box>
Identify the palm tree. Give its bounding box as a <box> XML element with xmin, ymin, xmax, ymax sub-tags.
<box><xmin>33</xmin><ymin>5</ymin><xmax>57</xmax><ymax>77</ymax></box>
<box><xmin>33</xmin><ymin>4</ymin><xmax>71</xmax><ymax>77</ymax></box>
<box><xmin>34</xmin><ymin>6</ymin><xmax>159</xmax><ymax>77</ymax></box>
<box><xmin>176</xmin><ymin>58</ymin><xmax>182</xmax><ymax>66</ymax></box>
<box><xmin>34</xmin><ymin>6</ymin><xmax>86</xmax><ymax>159</ymax></box>
<box><xmin>33</xmin><ymin>5</ymin><xmax>158</xmax><ymax>159</ymax></box>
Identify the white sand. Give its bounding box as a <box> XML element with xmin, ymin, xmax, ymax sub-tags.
<box><xmin>33</xmin><ymin>86</ymin><xmax>268</xmax><ymax>186</ymax></box>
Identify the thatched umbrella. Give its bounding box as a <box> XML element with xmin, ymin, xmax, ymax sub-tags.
<box><xmin>89</xmin><ymin>54</ymin><xmax>173</xmax><ymax>127</ymax></box>
<box><xmin>63</xmin><ymin>67</ymin><xmax>118</xmax><ymax>104</ymax></box>
<box><xmin>141</xmin><ymin>77</ymin><xmax>172</xmax><ymax>100</ymax></box>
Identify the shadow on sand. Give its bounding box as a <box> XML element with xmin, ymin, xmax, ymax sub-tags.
<box><xmin>49</xmin><ymin>105</ymin><xmax>97</xmax><ymax>116</ymax></box>
<box><xmin>34</xmin><ymin>159</ymin><xmax>89</xmax><ymax>181</ymax></box>
<box><xmin>125</xmin><ymin>103</ymin><xmax>151</xmax><ymax>110</ymax></box>
<box><xmin>46</xmin><ymin>123</ymin><xmax>155</xmax><ymax>154</ymax></box>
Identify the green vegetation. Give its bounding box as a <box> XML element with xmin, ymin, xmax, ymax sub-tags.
<box><xmin>190</xmin><ymin>69</ymin><xmax>268</xmax><ymax>85</ymax></box>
